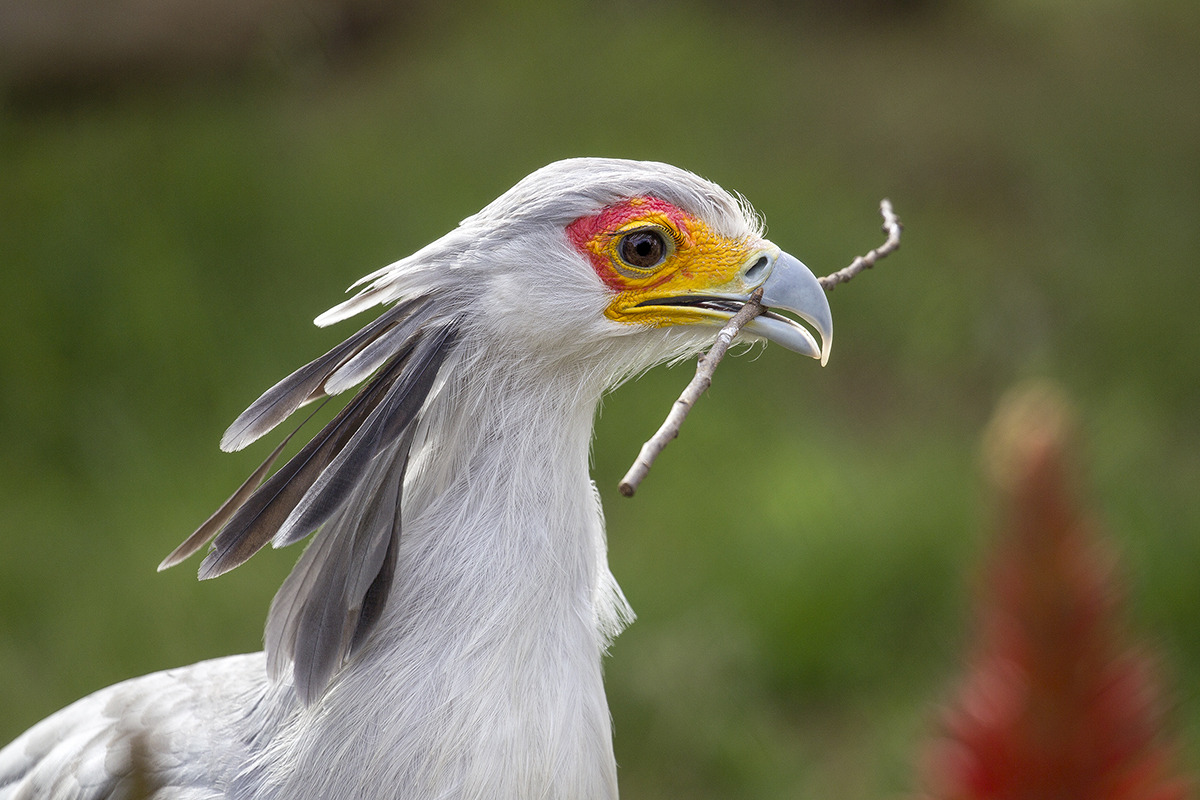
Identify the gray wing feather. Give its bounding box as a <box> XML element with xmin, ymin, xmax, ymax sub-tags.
<box><xmin>1</xmin><ymin>655</ymin><xmax>267</xmax><ymax>800</ymax></box>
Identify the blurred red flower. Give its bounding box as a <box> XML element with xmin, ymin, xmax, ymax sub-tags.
<box><xmin>920</xmin><ymin>384</ymin><xmax>1191</xmax><ymax>800</ymax></box>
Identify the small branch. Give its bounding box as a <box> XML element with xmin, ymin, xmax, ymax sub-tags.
<box><xmin>818</xmin><ymin>199</ymin><xmax>902</xmax><ymax>290</ymax></box>
<box><xmin>619</xmin><ymin>290</ymin><xmax>764</xmax><ymax>497</ymax></box>
<box><xmin>618</xmin><ymin>199</ymin><xmax>902</xmax><ymax>497</ymax></box>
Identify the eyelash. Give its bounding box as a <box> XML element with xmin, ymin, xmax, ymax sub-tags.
<box><xmin>605</xmin><ymin>223</ymin><xmax>683</xmax><ymax>249</ymax></box>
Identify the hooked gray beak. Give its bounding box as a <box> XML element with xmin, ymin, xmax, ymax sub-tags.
<box><xmin>744</xmin><ymin>250</ymin><xmax>833</xmax><ymax>365</ymax></box>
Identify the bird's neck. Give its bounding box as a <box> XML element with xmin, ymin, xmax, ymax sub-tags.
<box><xmin>396</xmin><ymin>349</ymin><xmax>630</xmax><ymax>638</ymax></box>
<box><xmin>310</xmin><ymin>351</ymin><xmax>630</xmax><ymax>799</ymax></box>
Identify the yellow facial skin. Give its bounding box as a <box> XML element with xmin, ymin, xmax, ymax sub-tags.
<box><xmin>567</xmin><ymin>196</ymin><xmax>767</xmax><ymax>328</ymax></box>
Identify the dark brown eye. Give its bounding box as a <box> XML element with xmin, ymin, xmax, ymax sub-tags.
<box><xmin>617</xmin><ymin>229</ymin><xmax>668</xmax><ymax>271</ymax></box>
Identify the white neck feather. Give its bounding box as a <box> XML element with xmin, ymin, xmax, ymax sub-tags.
<box><xmin>256</xmin><ymin>345</ymin><xmax>632</xmax><ymax>800</ymax></box>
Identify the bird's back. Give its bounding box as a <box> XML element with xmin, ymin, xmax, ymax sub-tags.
<box><xmin>0</xmin><ymin>653</ymin><xmax>274</xmax><ymax>800</ymax></box>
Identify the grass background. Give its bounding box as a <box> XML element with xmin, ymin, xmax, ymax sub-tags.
<box><xmin>1</xmin><ymin>0</ymin><xmax>1198</xmax><ymax>796</ymax></box>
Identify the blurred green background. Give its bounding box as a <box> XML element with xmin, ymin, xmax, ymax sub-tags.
<box><xmin>1</xmin><ymin>0</ymin><xmax>1198</xmax><ymax>796</ymax></box>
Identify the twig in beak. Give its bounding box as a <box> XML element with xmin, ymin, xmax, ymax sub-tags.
<box><xmin>618</xmin><ymin>289</ymin><xmax>765</xmax><ymax>497</ymax></box>
<box><xmin>618</xmin><ymin>199</ymin><xmax>902</xmax><ymax>497</ymax></box>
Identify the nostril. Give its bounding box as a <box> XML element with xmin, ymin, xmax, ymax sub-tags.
<box><xmin>744</xmin><ymin>255</ymin><xmax>770</xmax><ymax>284</ymax></box>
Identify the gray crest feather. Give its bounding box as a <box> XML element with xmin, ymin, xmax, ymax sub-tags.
<box><xmin>265</xmin><ymin>434</ymin><xmax>409</xmax><ymax>703</ymax></box>
<box><xmin>196</xmin><ymin>358</ymin><xmax>403</xmax><ymax>581</ymax></box>
<box><xmin>160</xmin><ymin>297</ymin><xmax>461</xmax><ymax>702</ymax></box>
<box><xmin>271</xmin><ymin>322</ymin><xmax>458</xmax><ymax>550</ymax></box>
<box><xmin>157</xmin><ymin>430</ymin><xmax>298</xmax><ymax>571</ymax></box>
<box><xmin>322</xmin><ymin>312</ymin><xmax>434</xmax><ymax>397</ymax></box>
<box><xmin>219</xmin><ymin>297</ymin><xmax>432</xmax><ymax>453</ymax></box>
<box><xmin>194</xmin><ymin>318</ymin><xmax>458</xmax><ymax>581</ymax></box>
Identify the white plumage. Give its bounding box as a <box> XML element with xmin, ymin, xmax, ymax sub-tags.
<box><xmin>0</xmin><ymin>158</ymin><xmax>832</xmax><ymax>800</ymax></box>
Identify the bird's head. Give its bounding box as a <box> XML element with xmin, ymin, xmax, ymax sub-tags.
<box><xmin>164</xmin><ymin>158</ymin><xmax>836</xmax><ymax>703</ymax></box>
<box><xmin>316</xmin><ymin>158</ymin><xmax>831</xmax><ymax>375</ymax></box>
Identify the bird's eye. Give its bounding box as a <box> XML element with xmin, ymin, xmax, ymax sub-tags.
<box><xmin>616</xmin><ymin>229</ymin><xmax>669</xmax><ymax>272</ymax></box>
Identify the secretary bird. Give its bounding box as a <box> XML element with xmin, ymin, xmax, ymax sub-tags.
<box><xmin>0</xmin><ymin>158</ymin><xmax>833</xmax><ymax>800</ymax></box>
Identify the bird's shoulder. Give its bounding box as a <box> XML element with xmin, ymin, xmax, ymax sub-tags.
<box><xmin>0</xmin><ymin>653</ymin><xmax>272</xmax><ymax>800</ymax></box>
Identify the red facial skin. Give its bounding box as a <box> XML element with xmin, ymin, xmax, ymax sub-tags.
<box><xmin>566</xmin><ymin>197</ymin><xmax>695</xmax><ymax>291</ymax></box>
